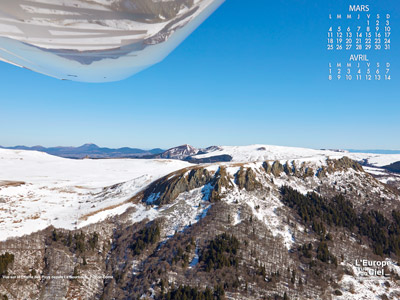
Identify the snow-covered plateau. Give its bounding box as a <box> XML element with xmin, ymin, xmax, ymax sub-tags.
<box><xmin>0</xmin><ymin>149</ymin><xmax>192</xmax><ymax>240</ymax></box>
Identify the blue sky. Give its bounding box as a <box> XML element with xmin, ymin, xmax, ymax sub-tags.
<box><xmin>0</xmin><ymin>0</ymin><xmax>399</xmax><ymax>150</ymax></box>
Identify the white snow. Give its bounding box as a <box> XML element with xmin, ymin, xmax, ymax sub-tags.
<box><xmin>193</xmin><ymin>144</ymin><xmax>400</xmax><ymax>168</ymax></box>
<box><xmin>0</xmin><ymin>149</ymin><xmax>192</xmax><ymax>240</ymax></box>
<box><xmin>222</xmin><ymin>169</ymin><xmax>295</xmax><ymax>250</ymax></box>
<box><xmin>160</xmin><ymin>187</ymin><xmax>211</xmax><ymax>238</ymax></box>
<box><xmin>352</xmin><ymin>153</ymin><xmax>400</xmax><ymax>167</ymax></box>
<box><xmin>363</xmin><ymin>166</ymin><xmax>388</xmax><ymax>176</ymax></box>
<box><xmin>232</xmin><ymin>209</ymin><xmax>241</xmax><ymax>225</ymax></box>
<box><xmin>193</xmin><ymin>145</ymin><xmax>347</xmax><ymax>163</ymax></box>
<box><xmin>336</xmin><ymin>260</ymin><xmax>400</xmax><ymax>299</ymax></box>
<box><xmin>189</xmin><ymin>242</ymin><xmax>200</xmax><ymax>268</ymax></box>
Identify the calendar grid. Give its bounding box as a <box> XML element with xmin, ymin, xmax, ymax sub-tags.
<box><xmin>328</xmin><ymin>7</ymin><xmax>391</xmax><ymax>81</ymax></box>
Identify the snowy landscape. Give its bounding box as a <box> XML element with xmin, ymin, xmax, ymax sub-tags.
<box><xmin>0</xmin><ymin>149</ymin><xmax>192</xmax><ymax>240</ymax></box>
<box><xmin>1</xmin><ymin>144</ymin><xmax>400</xmax><ymax>241</ymax></box>
<box><xmin>1</xmin><ymin>144</ymin><xmax>400</xmax><ymax>299</ymax></box>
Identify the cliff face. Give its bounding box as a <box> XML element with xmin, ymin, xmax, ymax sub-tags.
<box><xmin>0</xmin><ymin>222</ymin><xmax>115</xmax><ymax>300</ymax></box>
<box><xmin>1</xmin><ymin>157</ymin><xmax>400</xmax><ymax>299</ymax></box>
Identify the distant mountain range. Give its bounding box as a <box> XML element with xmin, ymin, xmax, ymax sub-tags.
<box><xmin>0</xmin><ymin>144</ymin><xmax>164</xmax><ymax>159</ymax></box>
<box><xmin>0</xmin><ymin>144</ymin><xmax>232</xmax><ymax>162</ymax></box>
